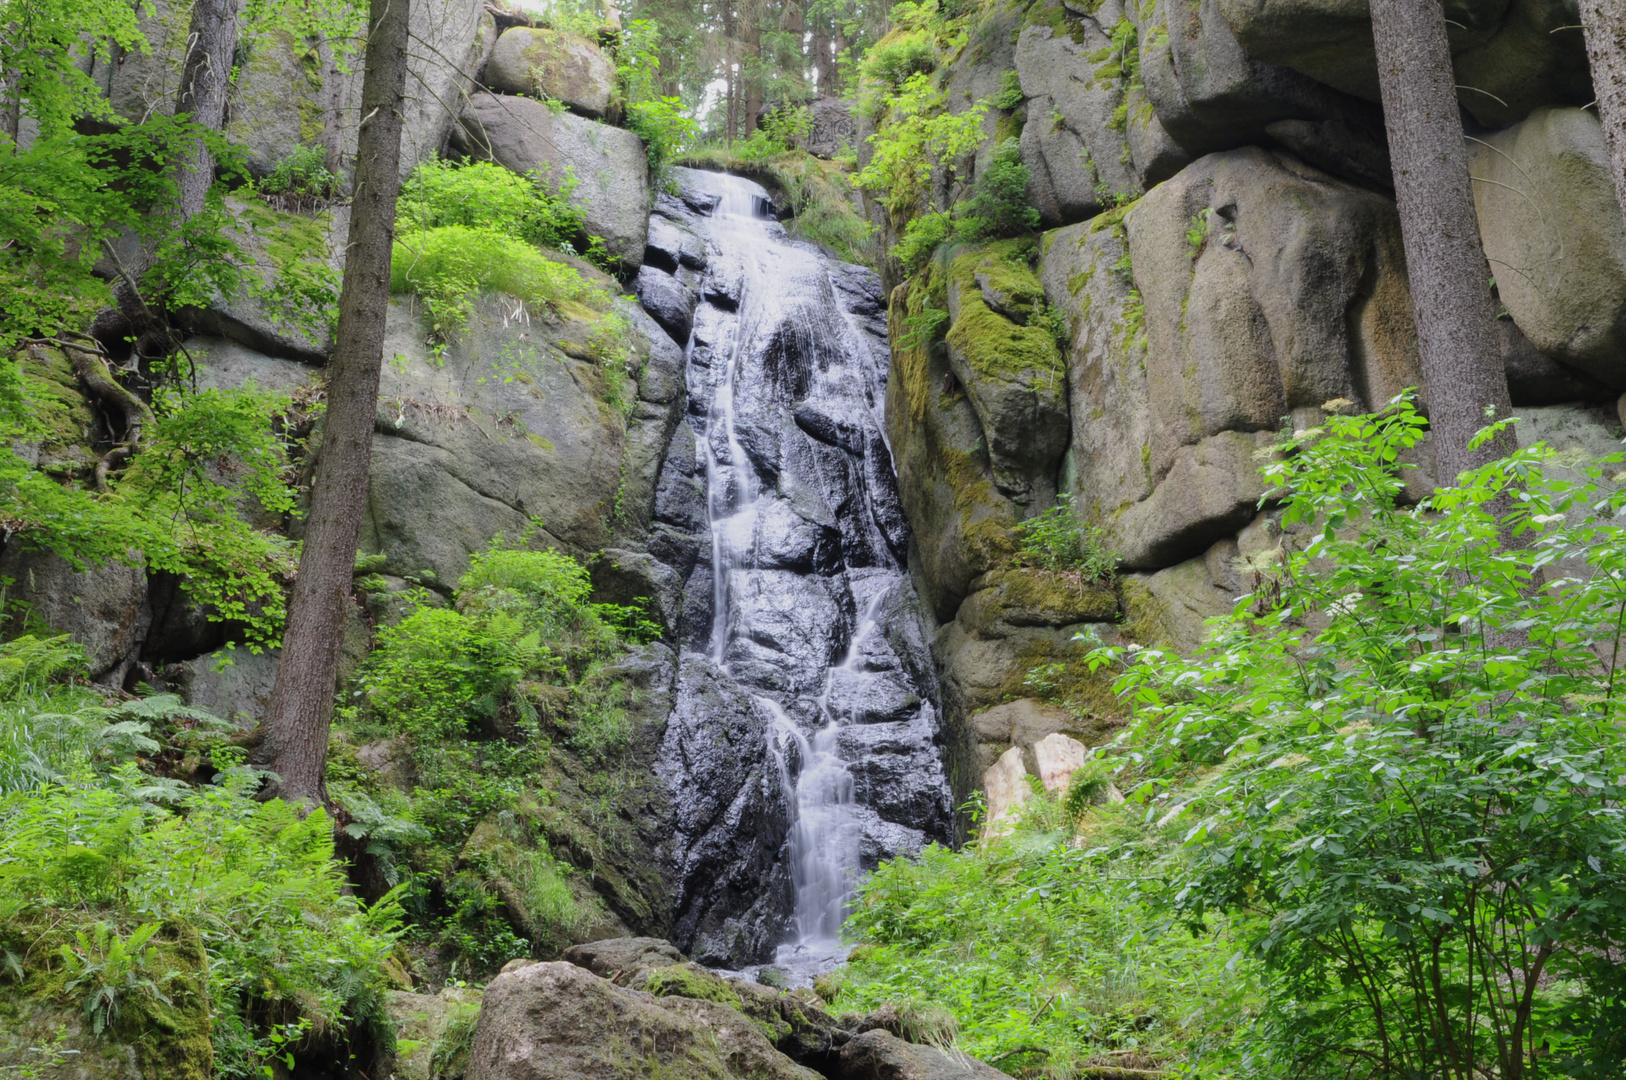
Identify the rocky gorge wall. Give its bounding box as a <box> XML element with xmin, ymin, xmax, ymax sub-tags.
<box><xmin>8</xmin><ymin>1</ymin><xmax>956</xmax><ymax>973</ymax></box>
<box><xmin>871</xmin><ymin>0</ymin><xmax>1626</xmax><ymax>813</ymax></box>
<box><xmin>12</xmin><ymin>0</ymin><xmax>1626</xmax><ymax>979</ymax></box>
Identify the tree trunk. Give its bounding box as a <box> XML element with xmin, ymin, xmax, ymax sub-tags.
<box><xmin>259</xmin><ymin>0</ymin><xmax>411</xmax><ymax>808</ymax></box>
<box><xmin>1580</xmin><ymin>0</ymin><xmax>1626</xmax><ymax>223</ymax></box>
<box><xmin>812</xmin><ymin>22</ymin><xmax>832</xmax><ymax>95</ymax></box>
<box><xmin>741</xmin><ymin>5</ymin><xmax>762</xmax><ymax>135</ymax></box>
<box><xmin>170</xmin><ymin>0</ymin><xmax>237</xmax><ymax>217</ymax></box>
<box><xmin>90</xmin><ymin>0</ymin><xmax>239</xmax><ymax>359</ymax></box>
<box><xmin>1369</xmin><ymin>0</ymin><xmax>1515</xmax><ymax>482</ymax></box>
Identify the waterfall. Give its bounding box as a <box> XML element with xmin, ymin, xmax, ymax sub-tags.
<box><xmin>654</xmin><ymin>168</ymin><xmax>952</xmax><ymax>973</ymax></box>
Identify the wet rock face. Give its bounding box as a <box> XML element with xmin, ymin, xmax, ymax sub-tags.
<box><xmin>657</xmin><ymin>655</ymin><xmax>796</xmax><ymax>965</ymax></box>
<box><xmin>642</xmin><ymin>169</ymin><xmax>952</xmax><ymax>967</ymax></box>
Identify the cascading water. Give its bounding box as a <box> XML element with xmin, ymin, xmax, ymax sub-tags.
<box><xmin>651</xmin><ymin>168</ymin><xmax>951</xmax><ymax>975</ymax></box>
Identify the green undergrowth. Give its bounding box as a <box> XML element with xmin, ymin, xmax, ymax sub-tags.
<box><xmin>390</xmin><ymin>160</ymin><xmax>616</xmax><ymax>348</ymax></box>
<box><xmin>0</xmin><ymin>636</ymin><xmax>403</xmax><ymax>1080</ymax></box>
<box><xmin>849</xmin><ymin>397</ymin><xmax>1626</xmax><ymax>1078</ymax></box>
<box><xmin>339</xmin><ymin>535</ymin><xmax>661</xmax><ymax>977</ymax></box>
<box><xmin>2</xmin><ymin>356</ymin><xmax>300</xmax><ymax>651</ymax></box>
<box><xmin>841</xmin><ymin>795</ymin><xmax>1259</xmax><ymax>1077</ymax></box>
<box><xmin>1081</xmin><ymin>398</ymin><xmax>1626</xmax><ymax>1078</ymax></box>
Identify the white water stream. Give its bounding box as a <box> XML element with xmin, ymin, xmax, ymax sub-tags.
<box><xmin>665</xmin><ymin>169</ymin><xmax>949</xmax><ymax>977</ymax></box>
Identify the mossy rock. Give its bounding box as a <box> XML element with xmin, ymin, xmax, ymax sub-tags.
<box><xmin>18</xmin><ymin>344</ymin><xmax>97</xmax><ymax>472</ymax></box>
<box><xmin>0</xmin><ymin>920</ymin><xmax>218</xmax><ymax>1080</ymax></box>
<box><xmin>640</xmin><ymin>963</ymin><xmax>742</xmax><ymax>1008</ymax></box>
<box><xmin>939</xmin><ymin>241</ymin><xmax>1071</xmax><ymax>500</ymax></box>
<box><xmin>959</xmin><ymin>567</ymin><xmax>1119</xmax><ymax>629</ymax></box>
<box><xmin>811</xmin><ymin>971</ymin><xmax>844</xmax><ymax>1004</ymax></box>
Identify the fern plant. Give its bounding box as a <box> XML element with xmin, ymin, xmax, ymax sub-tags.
<box><xmin>58</xmin><ymin>921</ymin><xmax>177</xmax><ymax>1036</ymax></box>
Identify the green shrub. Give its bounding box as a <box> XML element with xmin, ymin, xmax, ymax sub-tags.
<box><xmin>357</xmin><ymin>538</ymin><xmax>649</xmax><ymax>760</ymax></box>
<box><xmin>625</xmin><ymin>95</ymin><xmax>697</xmax><ymax>187</ymax></box>
<box><xmin>1012</xmin><ymin>493</ymin><xmax>1116</xmax><ymax>579</ymax></box>
<box><xmin>893</xmin><ymin>211</ymin><xmax>953</xmax><ymax>274</ymax></box>
<box><xmin>389</xmin><ymin>225</ymin><xmax>604</xmax><ymax>343</ymax></box>
<box><xmin>256</xmin><ymin>145</ymin><xmax>341</xmax><ymax>208</ymax></box>
<box><xmin>616</xmin><ymin>19</ymin><xmax>698</xmax><ymax>187</ymax></box>
<box><xmin>398</xmin><ymin>159</ymin><xmax>588</xmax><ymax>253</ymax></box>
<box><xmin>844</xmin><ymin>802</ymin><xmax>1255</xmax><ymax>1072</ymax></box>
<box><xmin>956</xmin><ymin>138</ymin><xmax>1039</xmax><ymax>241</ymax></box>
<box><xmin>736</xmin><ymin>105</ymin><xmax>812</xmax><ymax>162</ymax></box>
<box><xmin>992</xmin><ymin>69</ymin><xmax>1024</xmax><ymax>111</ymax></box>
<box><xmin>854</xmin><ymin>73</ymin><xmax>986</xmax><ymax>224</ymax></box>
<box><xmin>0</xmin><ymin>375</ymin><xmax>299</xmax><ymax>652</ymax></box>
<box><xmin>860</xmin><ymin>30</ymin><xmax>935</xmax><ymax>89</ymax></box>
<box><xmin>1090</xmin><ymin>396</ymin><xmax>1626</xmax><ymax>1078</ymax></box>
<box><xmin>0</xmin><ymin>768</ymin><xmax>402</xmax><ymax>1076</ymax></box>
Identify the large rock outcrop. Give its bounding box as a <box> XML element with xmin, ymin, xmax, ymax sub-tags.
<box><xmin>454</xmin><ymin>93</ymin><xmax>652</xmax><ymax>274</ymax></box>
<box><xmin>1115</xmin><ymin>147</ymin><xmax>1419</xmax><ymax>567</ymax></box>
<box><xmin>484</xmin><ymin>27</ymin><xmax>617</xmax><ymax>118</ymax></box>
<box><xmin>97</xmin><ymin>0</ymin><xmax>490</xmax><ymax>177</ymax></box>
<box><xmin>466</xmin><ymin>961</ymin><xmax>822</xmax><ymax>1080</ymax></box>
<box><xmin>364</xmin><ymin>294</ymin><xmax>649</xmax><ymax>585</ymax></box>
<box><xmin>1217</xmin><ymin>0</ymin><xmax>1594</xmax><ymax>127</ymax></box>
<box><xmin>1471</xmin><ymin>107</ymin><xmax>1626</xmax><ymax>388</ymax></box>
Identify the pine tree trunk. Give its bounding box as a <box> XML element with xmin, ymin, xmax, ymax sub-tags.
<box><xmin>259</xmin><ymin>0</ymin><xmax>411</xmax><ymax>808</ymax></box>
<box><xmin>812</xmin><ymin>23</ymin><xmax>832</xmax><ymax>94</ymax></box>
<box><xmin>1369</xmin><ymin>0</ymin><xmax>1515</xmax><ymax>482</ymax></box>
<box><xmin>170</xmin><ymin>0</ymin><xmax>237</xmax><ymax>218</ymax></box>
<box><xmin>1580</xmin><ymin>0</ymin><xmax>1626</xmax><ymax>222</ymax></box>
<box><xmin>742</xmin><ymin>6</ymin><xmax>762</xmax><ymax>135</ymax></box>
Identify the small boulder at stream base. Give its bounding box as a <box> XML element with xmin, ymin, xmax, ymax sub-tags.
<box><xmin>466</xmin><ymin>961</ymin><xmax>822</xmax><ymax>1080</ymax></box>
<box><xmin>839</xmin><ymin>1029</ymin><xmax>1016</xmax><ymax>1080</ymax></box>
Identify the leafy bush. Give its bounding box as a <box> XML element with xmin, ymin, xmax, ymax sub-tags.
<box><xmin>0</xmin><ymin>768</ymin><xmax>402</xmax><ymax>1076</ymax></box>
<box><xmin>1090</xmin><ymin>396</ymin><xmax>1626</xmax><ymax>1078</ymax></box>
<box><xmin>358</xmin><ymin>537</ymin><xmax>650</xmax><ymax>771</ymax></box>
<box><xmin>256</xmin><ymin>145</ymin><xmax>341</xmax><ymax>209</ymax></box>
<box><xmin>1012</xmin><ymin>494</ymin><xmax>1116</xmax><ymax>579</ymax></box>
<box><xmin>0</xmin><ymin>368</ymin><xmax>299</xmax><ymax>651</ymax></box>
<box><xmin>860</xmin><ymin>30</ymin><xmax>935</xmax><ymax>91</ymax></box>
<box><xmin>616</xmin><ymin>19</ymin><xmax>698</xmax><ymax>186</ymax></box>
<box><xmin>736</xmin><ymin>104</ymin><xmax>812</xmax><ymax>162</ymax></box>
<box><xmin>854</xmin><ymin>73</ymin><xmax>986</xmax><ymax>224</ymax></box>
<box><xmin>893</xmin><ymin>211</ymin><xmax>953</xmax><ymax>274</ymax></box>
<box><xmin>956</xmin><ymin>138</ymin><xmax>1040</xmax><ymax>241</ymax></box>
<box><xmin>992</xmin><ymin>69</ymin><xmax>1024</xmax><ymax>111</ymax></box>
<box><xmin>844</xmin><ymin>799</ymin><xmax>1255</xmax><ymax>1073</ymax></box>
<box><xmin>398</xmin><ymin>159</ymin><xmax>588</xmax><ymax>253</ymax></box>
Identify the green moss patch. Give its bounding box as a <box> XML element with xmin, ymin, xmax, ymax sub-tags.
<box><xmin>642</xmin><ymin>964</ymin><xmax>742</xmax><ymax>1007</ymax></box>
<box><xmin>943</xmin><ymin>240</ymin><xmax>1061</xmax><ymax>387</ymax></box>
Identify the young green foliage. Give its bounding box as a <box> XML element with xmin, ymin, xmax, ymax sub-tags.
<box><xmin>1012</xmin><ymin>493</ymin><xmax>1116</xmax><ymax>579</ymax></box>
<box><xmin>1092</xmin><ymin>396</ymin><xmax>1626</xmax><ymax>1078</ymax></box>
<box><xmin>853</xmin><ymin>73</ymin><xmax>987</xmax><ymax>223</ymax></box>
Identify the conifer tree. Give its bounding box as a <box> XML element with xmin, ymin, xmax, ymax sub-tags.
<box><xmin>1368</xmin><ymin>0</ymin><xmax>1515</xmax><ymax>482</ymax></box>
<box><xmin>259</xmin><ymin>0</ymin><xmax>411</xmax><ymax>807</ymax></box>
